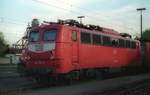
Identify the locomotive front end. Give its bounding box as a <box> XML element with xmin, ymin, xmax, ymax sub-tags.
<box><xmin>20</xmin><ymin>25</ymin><xmax>61</xmax><ymax>77</ymax></box>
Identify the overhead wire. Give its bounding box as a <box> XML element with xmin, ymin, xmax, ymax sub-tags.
<box><xmin>1</xmin><ymin>0</ymin><xmax>141</xmax><ymax>34</ymax></box>
<box><xmin>31</xmin><ymin>0</ymin><xmax>137</xmax><ymax>32</ymax></box>
<box><xmin>48</xmin><ymin>0</ymin><xmax>137</xmax><ymax>28</ymax></box>
<box><xmin>0</xmin><ymin>17</ymin><xmax>26</xmax><ymax>39</ymax></box>
<box><xmin>0</xmin><ymin>17</ymin><xmax>27</xmax><ymax>26</ymax></box>
<box><xmin>57</xmin><ymin>0</ymin><xmax>139</xmax><ymax>24</ymax></box>
<box><xmin>56</xmin><ymin>0</ymin><xmax>139</xmax><ymax>32</ymax></box>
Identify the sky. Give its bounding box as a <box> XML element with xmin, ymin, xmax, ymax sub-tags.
<box><xmin>0</xmin><ymin>0</ymin><xmax>150</xmax><ymax>45</ymax></box>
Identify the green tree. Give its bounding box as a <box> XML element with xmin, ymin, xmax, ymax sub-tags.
<box><xmin>143</xmin><ymin>29</ymin><xmax>150</xmax><ymax>42</ymax></box>
<box><xmin>0</xmin><ymin>32</ymin><xmax>8</xmax><ymax>56</ymax></box>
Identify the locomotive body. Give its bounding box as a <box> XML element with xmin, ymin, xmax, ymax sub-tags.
<box><xmin>20</xmin><ymin>20</ymin><xmax>142</xmax><ymax>80</ymax></box>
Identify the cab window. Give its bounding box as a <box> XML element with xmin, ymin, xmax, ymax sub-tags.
<box><xmin>44</xmin><ymin>30</ymin><xmax>57</xmax><ymax>41</ymax></box>
<box><xmin>29</xmin><ymin>31</ymin><xmax>39</xmax><ymax>42</ymax></box>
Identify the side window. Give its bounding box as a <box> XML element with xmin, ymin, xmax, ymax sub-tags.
<box><xmin>131</xmin><ymin>41</ymin><xmax>136</xmax><ymax>49</ymax></box>
<box><xmin>126</xmin><ymin>40</ymin><xmax>131</xmax><ymax>48</ymax></box>
<box><xmin>71</xmin><ymin>31</ymin><xmax>77</xmax><ymax>41</ymax></box>
<box><xmin>29</xmin><ymin>31</ymin><xmax>39</xmax><ymax>42</ymax></box>
<box><xmin>92</xmin><ymin>34</ymin><xmax>101</xmax><ymax>45</ymax></box>
<box><xmin>111</xmin><ymin>39</ymin><xmax>119</xmax><ymax>47</ymax></box>
<box><xmin>119</xmin><ymin>39</ymin><xmax>125</xmax><ymax>48</ymax></box>
<box><xmin>102</xmin><ymin>36</ymin><xmax>111</xmax><ymax>46</ymax></box>
<box><xmin>81</xmin><ymin>32</ymin><xmax>91</xmax><ymax>44</ymax></box>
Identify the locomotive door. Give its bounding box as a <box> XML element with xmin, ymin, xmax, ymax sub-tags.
<box><xmin>71</xmin><ymin>31</ymin><xmax>79</xmax><ymax>69</ymax></box>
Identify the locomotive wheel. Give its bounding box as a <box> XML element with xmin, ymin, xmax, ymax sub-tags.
<box><xmin>86</xmin><ymin>69</ymin><xmax>96</xmax><ymax>79</ymax></box>
<box><xmin>35</xmin><ymin>75</ymin><xmax>53</xmax><ymax>85</ymax></box>
<box><xmin>85</xmin><ymin>69</ymin><xmax>104</xmax><ymax>80</ymax></box>
<box><xmin>95</xmin><ymin>69</ymin><xmax>104</xmax><ymax>80</ymax></box>
<box><xmin>66</xmin><ymin>74</ymin><xmax>74</xmax><ymax>85</ymax></box>
<box><xmin>65</xmin><ymin>71</ymin><xmax>80</xmax><ymax>85</ymax></box>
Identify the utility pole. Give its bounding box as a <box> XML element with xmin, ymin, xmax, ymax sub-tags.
<box><xmin>77</xmin><ymin>16</ymin><xmax>85</xmax><ymax>24</ymax></box>
<box><xmin>136</xmin><ymin>8</ymin><xmax>146</xmax><ymax>67</ymax></box>
<box><xmin>136</xmin><ymin>8</ymin><xmax>146</xmax><ymax>41</ymax></box>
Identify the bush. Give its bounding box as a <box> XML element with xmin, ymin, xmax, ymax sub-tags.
<box><xmin>0</xmin><ymin>32</ymin><xmax>8</xmax><ymax>57</ymax></box>
<box><xmin>143</xmin><ymin>29</ymin><xmax>150</xmax><ymax>42</ymax></box>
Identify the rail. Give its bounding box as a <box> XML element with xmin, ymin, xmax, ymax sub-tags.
<box><xmin>89</xmin><ymin>79</ymin><xmax>150</xmax><ymax>95</ymax></box>
<box><xmin>1</xmin><ymin>64</ymin><xmax>150</xmax><ymax>95</ymax></box>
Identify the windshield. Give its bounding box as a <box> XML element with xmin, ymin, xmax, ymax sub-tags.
<box><xmin>44</xmin><ymin>30</ymin><xmax>57</xmax><ymax>41</ymax></box>
<box><xmin>29</xmin><ymin>31</ymin><xmax>39</xmax><ymax>42</ymax></box>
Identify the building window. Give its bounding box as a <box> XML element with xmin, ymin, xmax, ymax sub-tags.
<box><xmin>102</xmin><ymin>36</ymin><xmax>111</xmax><ymax>46</ymax></box>
<box><xmin>81</xmin><ymin>32</ymin><xmax>91</xmax><ymax>44</ymax></box>
<box><xmin>92</xmin><ymin>34</ymin><xmax>101</xmax><ymax>45</ymax></box>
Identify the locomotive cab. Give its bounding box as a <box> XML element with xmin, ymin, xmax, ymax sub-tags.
<box><xmin>21</xmin><ymin>24</ymin><xmax>61</xmax><ymax>76</ymax></box>
<box><xmin>28</xmin><ymin>29</ymin><xmax>56</xmax><ymax>57</ymax></box>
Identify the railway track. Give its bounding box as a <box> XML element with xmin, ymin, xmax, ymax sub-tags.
<box><xmin>0</xmin><ymin>64</ymin><xmax>38</xmax><ymax>95</ymax></box>
<box><xmin>0</xmin><ymin>64</ymin><xmax>19</xmax><ymax>78</ymax></box>
<box><xmin>1</xmin><ymin>73</ymin><xmax>150</xmax><ymax>95</ymax></box>
<box><xmin>0</xmin><ymin>79</ymin><xmax>37</xmax><ymax>95</ymax></box>
<box><xmin>83</xmin><ymin>75</ymin><xmax>150</xmax><ymax>95</ymax></box>
<box><xmin>0</xmin><ymin>64</ymin><xmax>17</xmax><ymax>71</ymax></box>
<box><xmin>1</xmin><ymin>64</ymin><xmax>150</xmax><ymax>95</ymax></box>
<box><xmin>0</xmin><ymin>75</ymin><xmax>41</xmax><ymax>95</ymax></box>
<box><xmin>105</xmin><ymin>80</ymin><xmax>150</xmax><ymax>95</ymax></box>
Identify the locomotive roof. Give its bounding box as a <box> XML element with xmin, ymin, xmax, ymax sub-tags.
<box><xmin>29</xmin><ymin>19</ymin><xmax>136</xmax><ymax>41</ymax></box>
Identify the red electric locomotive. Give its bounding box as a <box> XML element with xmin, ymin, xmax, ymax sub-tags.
<box><xmin>19</xmin><ymin>19</ymin><xmax>141</xmax><ymax>82</ymax></box>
